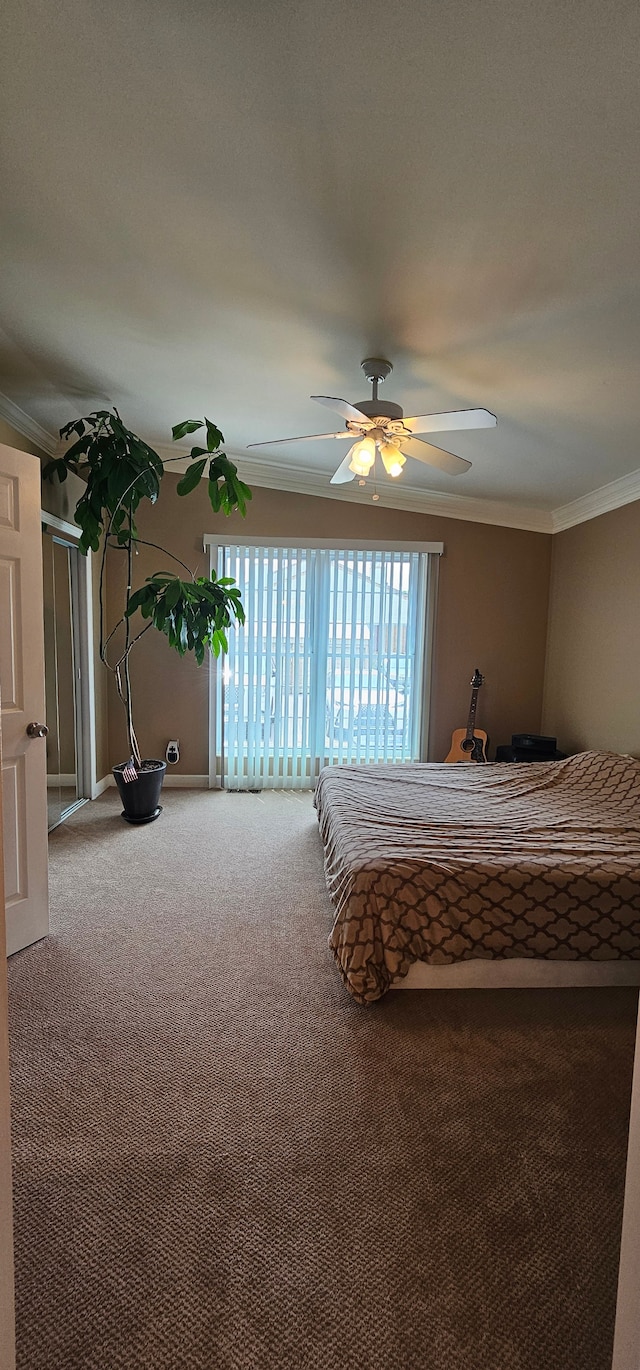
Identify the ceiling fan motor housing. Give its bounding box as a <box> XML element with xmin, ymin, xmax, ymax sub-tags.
<box><xmin>353</xmin><ymin>398</ymin><xmax>404</xmax><ymax>422</ymax></box>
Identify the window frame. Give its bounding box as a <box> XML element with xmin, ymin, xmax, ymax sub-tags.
<box><xmin>203</xmin><ymin>536</ymin><xmax>443</xmax><ymax>788</ymax></box>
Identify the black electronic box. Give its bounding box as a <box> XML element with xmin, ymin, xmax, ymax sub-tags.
<box><xmin>511</xmin><ymin>733</ymin><xmax>557</xmax><ymax>751</ymax></box>
<box><xmin>495</xmin><ymin>733</ymin><xmax>566</xmax><ymax>763</ymax></box>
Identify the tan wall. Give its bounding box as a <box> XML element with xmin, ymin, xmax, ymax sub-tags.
<box><xmin>106</xmin><ymin>477</ymin><xmax>552</xmax><ymax>770</ymax></box>
<box><xmin>39</xmin><ymin>449</ymin><xmax>86</xmax><ymax>527</ymax></box>
<box><xmin>543</xmin><ymin>501</ymin><xmax>640</xmax><ymax>756</ymax></box>
<box><xmin>0</xmin><ymin>417</ymin><xmax>48</xmax><ymax>461</ymax></box>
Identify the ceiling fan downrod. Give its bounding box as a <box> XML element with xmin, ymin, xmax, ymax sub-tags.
<box><xmin>361</xmin><ymin>357</ymin><xmax>393</xmax><ymax>404</ymax></box>
<box><xmin>355</xmin><ymin>359</ymin><xmax>403</xmax><ymax>423</ymax></box>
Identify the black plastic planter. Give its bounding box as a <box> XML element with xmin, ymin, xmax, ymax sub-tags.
<box><xmin>113</xmin><ymin>760</ymin><xmax>167</xmax><ymax>824</ymax></box>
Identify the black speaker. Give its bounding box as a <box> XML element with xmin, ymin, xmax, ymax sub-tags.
<box><xmin>511</xmin><ymin>733</ymin><xmax>557</xmax><ymax>751</ymax></box>
<box><xmin>496</xmin><ymin>744</ymin><xmax>566</xmax><ymax>764</ymax></box>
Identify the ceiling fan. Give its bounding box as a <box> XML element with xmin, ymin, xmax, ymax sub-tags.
<box><xmin>247</xmin><ymin>358</ymin><xmax>497</xmax><ymax>485</ymax></box>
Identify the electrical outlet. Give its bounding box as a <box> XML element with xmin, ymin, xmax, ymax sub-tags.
<box><xmin>166</xmin><ymin>739</ymin><xmax>180</xmax><ymax>765</ymax></box>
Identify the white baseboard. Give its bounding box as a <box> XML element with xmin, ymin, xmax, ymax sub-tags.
<box><xmin>92</xmin><ymin>772</ymin><xmax>208</xmax><ymax>796</ymax></box>
<box><xmin>163</xmin><ymin>774</ymin><xmax>209</xmax><ymax>788</ymax></box>
<box><xmin>92</xmin><ymin>775</ymin><xmax>114</xmax><ymax>798</ymax></box>
<box><xmin>47</xmin><ymin>773</ymin><xmax>76</xmax><ymax>788</ymax></box>
<box><xmin>393</xmin><ymin>958</ymin><xmax>640</xmax><ymax>990</ymax></box>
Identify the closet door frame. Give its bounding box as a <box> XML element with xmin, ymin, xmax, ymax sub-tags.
<box><xmin>41</xmin><ymin>512</ymin><xmax>96</xmax><ymax>805</ymax></box>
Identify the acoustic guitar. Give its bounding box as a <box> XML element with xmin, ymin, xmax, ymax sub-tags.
<box><xmin>445</xmin><ymin>669</ymin><xmax>489</xmax><ymax>763</ymax></box>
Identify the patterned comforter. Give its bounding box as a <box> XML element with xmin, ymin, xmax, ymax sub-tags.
<box><xmin>314</xmin><ymin>751</ymin><xmax>640</xmax><ymax>1004</ymax></box>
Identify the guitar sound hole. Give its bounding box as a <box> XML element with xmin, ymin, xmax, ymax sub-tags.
<box><xmin>461</xmin><ymin>738</ymin><xmax>475</xmax><ymax>752</ymax></box>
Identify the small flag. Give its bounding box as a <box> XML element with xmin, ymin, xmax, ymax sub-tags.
<box><xmin>122</xmin><ymin>759</ymin><xmax>138</xmax><ymax>783</ymax></box>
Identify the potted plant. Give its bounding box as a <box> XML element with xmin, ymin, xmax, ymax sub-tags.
<box><xmin>44</xmin><ymin>410</ymin><xmax>251</xmax><ymax>822</ymax></box>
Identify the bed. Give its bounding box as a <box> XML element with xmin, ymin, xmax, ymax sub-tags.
<box><xmin>314</xmin><ymin>750</ymin><xmax>640</xmax><ymax>1004</ymax></box>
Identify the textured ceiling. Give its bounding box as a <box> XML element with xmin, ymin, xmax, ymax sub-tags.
<box><xmin>1</xmin><ymin>0</ymin><xmax>639</xmax><ymax>510</ymax></box>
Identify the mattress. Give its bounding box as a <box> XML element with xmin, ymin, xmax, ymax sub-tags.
<box><xmin>314</xmin><ymin>751</ymin><xmax>640</xmax><ymax>1004</ymax></box>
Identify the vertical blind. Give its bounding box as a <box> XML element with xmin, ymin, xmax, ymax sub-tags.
<box><xmin>214</xmin><ymin>544</ymin><xmax>432</xmax><ymax>790</ymax></box>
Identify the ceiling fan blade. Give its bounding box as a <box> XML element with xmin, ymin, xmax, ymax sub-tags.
<box><xmin>399</xmin><ymin>437</ymin><xmax>472</xmax><ymax>476</ymax></box>
<box><xmin>311</xmin><ymin>395</ymin><xmax>370</xmax><ymax>423</ymax></box>
<box><xmin>401</xmin><ymin>408</ymin><xmax>497</xmax><ymax>435</ymax></box>
<box><xmin>247</xmin><ymin>431</ymin><xmax>351</xmax><ymax>449</ymax></box>
<box><xmin>330</xmin><ymin>454</ymin><xmax>357</xmax><ymax>485</ymax></box>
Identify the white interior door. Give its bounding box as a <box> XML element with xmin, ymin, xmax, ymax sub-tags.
<box><xmin>0</xmin><ymin>709</ymin><xmax>16</xmax><ymax>1367</ymax></box>
<box><xmin>0</xmin><ymin>445</ymin><xmax>49</xmax><ymax>955</ymax></box>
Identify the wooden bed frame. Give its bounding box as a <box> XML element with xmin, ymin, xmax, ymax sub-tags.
<box><xmin>393</xmin><ymin>959</ymin><xmax>640</xmax><ymax>990</ymax></box>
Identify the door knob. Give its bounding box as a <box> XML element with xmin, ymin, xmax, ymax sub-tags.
<box><xmin>26</xmin><ymin>722</ymin><xmax>49</xmax><ymax>738</ymax></box>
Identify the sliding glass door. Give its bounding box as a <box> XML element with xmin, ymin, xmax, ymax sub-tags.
<box><xmin>42</xmin><ymin>528</ymin><xmax>88</xmax><ymax>828</ymax></box>
<box><xmin>214</xmin><ymin>544</ymin><xmax>433</xmax><ymax>789</ymax></box>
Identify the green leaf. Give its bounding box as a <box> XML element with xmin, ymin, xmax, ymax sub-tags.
<box><xmin>145</xmin><ymin>446</ymin><xmax>165</xmax><ymax>479</ymax></box>
<box><xmin>62</xmin><ymin>434</ymin><xmax>92</xmax><ymax>464</ymax></box>
<box><xmin>198</xmin><ymin>587</ymin><xmax>224</xmax><ymax>610</ymax></box>
<box><xmin>176</xmin><ymin>458</ymin><xmax>207</xmax><ymax>496</ymax></box>
<box><xmin>59</xmin><ymin>418</ymin><xmax>85</xmax><ymax>441</ymax></box>
<box><xmin>162</xmin><ymin>580</ymin><xmax>181</xmax><ymax>610</ymax></box>
<box><xmin>130</xmin><ymin>437</ymin><xmax>164</xmax><ymax>481</ymax></box>
<box><xmin>109</xmin><ymin>414</ymin><xmax>127</xmax><ymax>440</ymax></box>
<box><xmin>172</xmin><ymin>420</ymin><xmax>204</xmax><ymax>441</ymax></box>
<box><xmin>207</xmin><ymin>478</ymin><xmax>222</xmax><ymax>513</ymax></box>
<box><xmin>125</xmin><ymin>586</ymin><xmax>154</xmax><ymax>616</ymax></box>
<box><xmin>205</xmin><ymin>419</ymin><xmax>224</xmax><ymax>452</ymax></box>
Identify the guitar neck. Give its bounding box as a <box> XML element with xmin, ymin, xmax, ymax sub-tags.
<box><xmin>444</xmin><ymin>671</ymin><xmax>487</xmax><ymax>763</ymax></box>
<box><xmin>466</xmin><ymin>688</ymin><xmax>480</xmax><ymax>739</ymax></box>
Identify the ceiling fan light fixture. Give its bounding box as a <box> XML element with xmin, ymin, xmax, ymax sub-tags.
<box><xmin>347</xmin><ymin>435</ymin><xmax>376</xmax><ymax>476</ymax></box>
<box><xmin>249</xmin><ymin>358</ymin><xmax>496</xmax><ymax>487</ymax></box>
<box><xmin>379</xmin><ymin>441</ymin><xmax>406</xmax><ymax>478</ymax></box>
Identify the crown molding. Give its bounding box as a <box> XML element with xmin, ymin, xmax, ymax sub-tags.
<box><xmin>551</xmin><ymin>467</ymin><xmax>640</xmax><ymax>532</ymax></box>
<box><xmin>4</xmin><ymin>396</ymin><xmax>638</xmax><ymax>535</ymax></box>
<box><xmin>159</xmin><ymin>445</ymin><xmax>554</xmax><ymax>533</ymax></box>
<box><xmin>0</xmin><ymin>391</ymin><xmax>58</xmax><ymax>455</ymax></box>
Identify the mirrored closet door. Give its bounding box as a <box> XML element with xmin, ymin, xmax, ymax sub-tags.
<box><xmin>42</xmin><ymin>526</ymin><xmax>88</xmax><ymax>829</ymax></box>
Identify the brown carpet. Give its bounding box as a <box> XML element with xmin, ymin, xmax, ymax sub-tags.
<box><xmin>8</xmin><ymin>789</ymin><xmax>638</xmax><ymax>1370</ymax></box>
